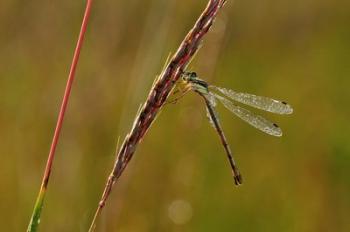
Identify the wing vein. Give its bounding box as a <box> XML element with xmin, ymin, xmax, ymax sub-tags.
<box><xmin>213</xmin><ymin>93</ymin><xmax>283</xmax><ymax>137</ymax></box>
<box><xmin>211</xmin><ymin>86</ymin><xmax>293</xmax><ymax>115</ymax></box>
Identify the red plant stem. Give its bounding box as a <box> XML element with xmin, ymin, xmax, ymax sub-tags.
<box><xmin>27</xmin><ymin>1</ymin><xmax>93</xmax><ymax>231</ymax></box>
<box><xmin>43</xmin><ymin>0</ymin><xmax>92</xmax><ymax>183</ymax></box>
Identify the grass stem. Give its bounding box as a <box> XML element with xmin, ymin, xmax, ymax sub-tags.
<box><xmin>27</xmin><ymin>1</ymin><xmax>93</xmax><ymax>231</ymax></box>
<box><xmin>88</xmin><ymin>0</ymin><xmax>227</xmax><ymax>230</ymax></box>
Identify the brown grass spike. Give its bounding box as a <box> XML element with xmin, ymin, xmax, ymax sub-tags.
<box><xmin>89</xmin><ymin>0</ymin><xmax>228</xmax><ymax>230</ymax></box>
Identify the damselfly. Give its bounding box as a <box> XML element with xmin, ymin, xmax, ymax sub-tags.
<box><xmin>176</xmin><ymin>71</ymin><xmax>293</xmax><ymax>185</ymax></box>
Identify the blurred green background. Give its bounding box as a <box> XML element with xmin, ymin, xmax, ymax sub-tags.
<box><xmin>1</xmin><ymin>0</ymin><xmax>349</xmax><ymax>231</ymax></box>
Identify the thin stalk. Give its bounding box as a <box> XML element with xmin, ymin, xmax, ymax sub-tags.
<box><xmin>88</xmin><ymin>0</ymin><xmax>227</xmax><ymax>230</ymax></box>
<box><xmin>27</xmin><ymin>1</ymin><xmax>93</xmax><ymax>231</ymax></box>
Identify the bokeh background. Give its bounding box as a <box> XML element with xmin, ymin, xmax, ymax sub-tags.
<box><xmin>1</xmin><ymin>0</ymin><xmax>349</xmax><ymax>231</ymax></box>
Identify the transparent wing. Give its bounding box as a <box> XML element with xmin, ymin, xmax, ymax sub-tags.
<box><xmin>213</xmin><ymin>93</ymin><xmax>282</xmax><ymax>136</ymax></box>
<box><xmin>207</xmin><ymin>92</ymin><xmax>217</xmax><ymax>107</ymax></box>
<box><xmin>205</xmin><ymin>93</ymin><xmax>218</xmax><ymax>128</ymax></box>
<box><xmin>211</xmin><ymin>86</ymin><xmax>293</xmax><ymax>115</ymax></box>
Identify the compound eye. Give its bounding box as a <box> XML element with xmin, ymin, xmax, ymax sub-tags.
<box><xmin>190</xmin><ymin>72</ymin><xmax>197</xmax><ymax>78</ymax></box>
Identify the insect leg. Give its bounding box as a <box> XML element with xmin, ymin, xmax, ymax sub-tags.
<box><xmin>166</xmin><ymin>84</ymin><xmax>192</xmax><ymax>105</ymax></box>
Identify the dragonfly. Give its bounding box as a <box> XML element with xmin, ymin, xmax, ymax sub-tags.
<box><xmin>174</xmin><ymin>71</ymin><xmax>293</xmax><ymax>185</ymax></box>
